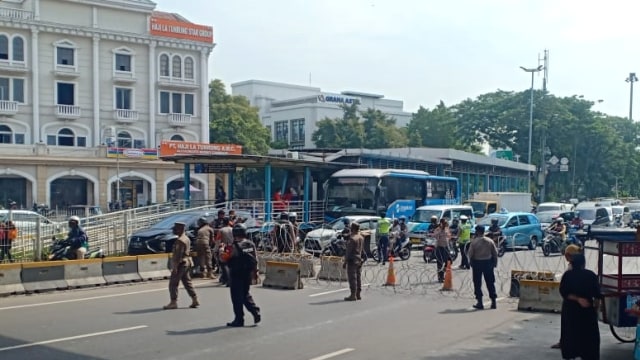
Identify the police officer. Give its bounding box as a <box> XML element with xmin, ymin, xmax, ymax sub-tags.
<box><xmin>458</xmin><ymin>215</ymin><xmax>472</xmax><ymax>269</ymax></box>
<box><xmin>164</xmin><ymin>222</ymin><xmax>199</xmax><ymax>310</ymax></box>
<box><xmin>226</xmin><ymin>223</ymin><xmax>261</xmax><ymax>327</ymax></box>
<box><xmin>195</xmin><ymin>217</ymin><xmax>215</xmax><ymax>279</ymax></box>
<box><xmin>377</xmin><ymin>217</ymin><xmax>391</xmax><ymax>265</ymax></box>
<box><xmin>467</xmin><ymin>225</ymin><xmax>498</xmax><ymax>310</ymax></box>
<box><xmin>343</xmin><ymin>222</ymin><xmax>364</xmax><ymax>301</ymax></box>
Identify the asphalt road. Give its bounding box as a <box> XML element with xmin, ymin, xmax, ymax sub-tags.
<box><xmin>1</xmin><ymin>253</ymin><xmax>637</xmax><ymax>360</ymax></box>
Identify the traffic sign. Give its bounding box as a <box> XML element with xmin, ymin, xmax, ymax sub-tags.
<box><xmin>548</xmin><ymin>155</ymin><xmax>559</xmax><ymax>165</ymax></box>
<box><xmin>560</xmin><ymin>157</ymin><xmax>569</xmax><ymax>165</ymax></box>
<box><xmin>194</xmin><ymin>163</ymin><xmax>237</xmax><ymax>174</ymax></box>
<box><xmin>560</xmin><ymin>164</ymin><xmax>569</xmax><ymax>172</ymax></box>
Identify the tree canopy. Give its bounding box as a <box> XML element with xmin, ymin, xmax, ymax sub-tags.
<box><xmin>208</xmin><ymin>79</ymin><xmax>271</xmax><ymax>155</ymax></box>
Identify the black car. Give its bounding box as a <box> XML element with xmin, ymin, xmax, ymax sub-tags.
<box><xmin>127</xmin><ymin>210</ymin><xmax>217</xmax><ymax>255</ymax></box>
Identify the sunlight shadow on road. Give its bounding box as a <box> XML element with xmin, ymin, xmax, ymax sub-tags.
<box><xmin>308</xmin><ymin>299</ymin><xmax>351</xmax><ymax>305</ymax></box>
<box><xmin>166</xmin><ymin>325</ymin><xmax>230</xmax><ymax>335</ymax></box>
<box><xmin>113</xmin><ymin>308</ymin><xmax>165</xmax><ymax>315</ymax></box>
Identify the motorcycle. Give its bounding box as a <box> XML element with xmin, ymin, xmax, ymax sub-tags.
<box><xmin>322</xmin><ymin>234</ymin><xmax>368</xmax><ymax>262</ymax></box>
<box><xmin>423</xmin><ymin>237</ymin><xmax>459</xmax><ymax>263</ymax></box>
<box><xmin>487</xmin><ymin>231</ymin><xmax>506</xmax><ymax>257</ymax></box>
<box><xmin>542</xmin><ymin>229</ymin><xmax>568</xmax><ymax>257</ymax></box>
<box><xmin>48</xmin><ymin>236</ymin><xmax>104</xmax><ymax>260</ymax></box>
<box><xmin>372</xmin><ymin>235</ymin><xmax>411</xmax><ymax>262</ymax></box>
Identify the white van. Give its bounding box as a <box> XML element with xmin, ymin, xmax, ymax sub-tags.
<box><xmin>407</xmin><ymin>205</ymin><xmax>475</xmax><ymax>246</ymax></box>
<box><xmin>536</xmin><ymin>202</ymin><xmax>574</xmax><ymax>213</ymax></box>
<box><xmin>575</xmin><ymin>202</ymin><xmax>613</xmax><ymax>226</ymax></box>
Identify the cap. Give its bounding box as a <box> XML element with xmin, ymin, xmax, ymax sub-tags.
<box><xmin>474</xmin><ymin>225</ymin><xmax>485</xmax><ymax>234</ymax></box>
<box><xmin>460</xmin><ymin>215</ymin><xmax>468</xmax><ymax>220</ymax></box>
<box><xmin>174</xmin><ymin>222</ymin><xmax>186</xmax><ymax>227</ymax></box>
<box><xmin>565</xmin><ymin>244</ymin><xmax>581</xmax><ymax>255</ymax></box>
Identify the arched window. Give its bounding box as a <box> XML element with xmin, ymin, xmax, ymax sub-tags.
<box><xmin>184</xmin><ymin>57</ymin><xmax>194</xmax><ymax>79</ymax></box>
<box><xmin>170</xmin><ymin>134</ymin><xmax>184</xmax><ymax>141</ymax></box>
<box><xmin>12</xmin><ymin>37</ymin><xmax>23</xmax><ymax>62</ymax></box>
<box><xmin>159</xmin><ymin>54</ymin><xmax>169</xmax><ymax>77</ymax></box>
<box><xmin>117</xmin><ymin>131</ymin><xmax>132</xmax><ymax>148</ymax></box>
<box><xmin>58</xmin><ymin>128</ymin><xmax>74</xmax><ymax>147</ymax></box>
<box><xmin>0</xmin><ymin>125</ymin><xmax>12</xmax><ymax>143</ymax></box>
<box><xmin>0</xmin><ymin>35</ymin><xmax>8</xmax><ymax>60</ymax></box>
<box><xmin>171</xmin><ymin>55</ymin><xmax>181</xmax><ymax>78</ymax></box>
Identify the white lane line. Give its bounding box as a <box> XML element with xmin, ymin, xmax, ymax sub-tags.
<box><xmin>309</xmin><ymin>284</ymin><xmax>370</xmax><ymax>298</ymax></box>
<box><xmin>0</xmin><ymin>281</ymin><xmax>215</xmax><ymax>311</ymax></box>
<box><xmin>309</xmin><ymin>348</ymin><xmax>355</xmax><ymax>360</ymax></box>
<box><xmin>0</xmin><ymin>325</ymin><xmax>148</xmax><ymax>352</ymax></box>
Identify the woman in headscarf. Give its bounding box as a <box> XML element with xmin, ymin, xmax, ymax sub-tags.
<box><xmin>559</xmin><ymin>253</ymin><xmax>602</xmax><ymax>360</ymax></box>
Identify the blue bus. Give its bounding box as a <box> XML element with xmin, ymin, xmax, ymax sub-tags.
<box><xmin>324</xmin><ymin>169</ymin><xmax>460</xmax><ymax>221</ymax></box>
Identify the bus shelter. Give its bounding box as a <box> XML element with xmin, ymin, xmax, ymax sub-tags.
<box><xmin>160</xmin><ymin>152</ymin><xmax>358</xmax><ymax>221</ymax></box>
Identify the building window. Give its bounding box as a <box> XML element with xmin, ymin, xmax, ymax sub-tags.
<box><xmin>117</xmin><ymin>131</ymin><xmax>132</xmax><ymax>148</ymax></box>
<box><xmin>171</xmin><ymin>55</ymin><xmax>181</xmax><ymax>78</ymax></box>
<box><xmin>115</xmin><ymin>53</ymin><xmax>131</xmax><ymax>72</ymax></box>
<box><xmin>12</xmin><ymin>37</ymin><xmax>23</xmax><ymax>62</ymax></box>
<box><xmin>56</xmin><ymin>82</ymin><xmax>75</xmax><ymax>105</ymax></box>
<box><xmin>133</xmin><ymin>139</ymin><xmax>145</xmax><ymax>149</ymax></box>
<box><xmin>115</xmin><ymin>87</ymin><xmax>132</xmax><ymax>109</ymax></box>
<box><xmin>14</xmin><ymin>133</ymin><xmax>24</xmax><ymax>144</ymax></box>
<box><xmin>274</xmin><ymin>121</ymin><xmax>288</xmax><ymax>143</ymax></box>
<box><xmin>184</xmin><ymin>57</ymin><xmax>194</xmax><ymax>79</ymax></box>
<box><xmin>159</xmin><ymin>91</ymin><xmax>195</xmax><ymax>115</ymax></box>
<box><xmin>159</xmin><ymin>54</ymin><xmax>169</xmax><ymax>77</ymax></box>
<box><xmin>170</xmin><ymin>134</ymin><xmax>184</xmax><ymax>141</ymax></box>
<box><xmin>56</xmin><ymin>47</ymin><xmax>74</xmax><ymax>66</ymax></box>
<box><xmin>57</xmin><ymin>128</ymin><xmax>75</xmax><ymax>146</ymax></box>
<box><xmin>0</xmin><ymin>125</ymin><xmax>11</xmax><ymax>143</ymax></box>
<box><xmin>290</xmin><ymin>118</ymin><xmax>305</xmax><ymax>144</ymax></box>
<box><xmin>0</xmin><ymin>35</ymin><xmax>7</xmax><ymax>60</ymax></box>
<box><xmin>0</xmin><ymin>77</ymin><xmax>24</xmax><ymax>103</ymax></box>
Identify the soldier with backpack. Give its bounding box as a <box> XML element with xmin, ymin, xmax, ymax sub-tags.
<box><xmin>226</xmin><ymin>223</ymin><xmax>261</xmax><ymax>327</ymax></box>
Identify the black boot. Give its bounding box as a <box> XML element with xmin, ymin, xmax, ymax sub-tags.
<box><xmin>226</xmin><ymin>319</ymin><xmax>244</xmax><ymax>327</ymax></box>
<box><xmin>490</xmin><ymin>298</ymin><xmax>497</xmax><ymax>309</ymax></box>
<box><xmin>473</xmin><ymin>299</ymin><xmax>484</xmax><ymax>310</ymax></box>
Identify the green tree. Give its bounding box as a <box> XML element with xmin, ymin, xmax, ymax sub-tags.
<box><xmin>407</xmin><ymin>101</ymin><xmax>478</xmax><ymax>150</ymax></box>
<box><xmin>208</xmin><ymin>79</ymin><xmax>271</xmax><ymax>155</ymax></box>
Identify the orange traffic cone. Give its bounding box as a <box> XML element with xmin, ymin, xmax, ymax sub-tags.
<box><xmin>385</xmin><ymin>255</ymin><xmax>396</xmax><ymax>286</ymax></box>
<box><xmin>441</xmin><ymin>260</ymin><xmax>453</xmax><ymax>291</ymax></box>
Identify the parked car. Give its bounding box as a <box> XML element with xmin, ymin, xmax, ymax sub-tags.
<box><xmin>535</xmin><ymin>202</ymin><xmax>574</xmax><ymax>213</ymax></box>
<box><xmin>0</xmin><ymin>210</ymin><xmax>63</xmax><ymax>239</ymax></box>
<box><xmin>303</xmin><ymin>216</ymin><xmax>379</xmax><ymax>256</ymax></box>
<box><xmin>536</xmin><ymin>211</ymin><xmax>577</xmax><ymax>231</ymax></box>
<box><xmin>575</xmin><ymin>202</ymin><xmax>613</xmax><ymax>226</ymax></box>
<box><xmin>127</xmin><ymin>210</ymin><xmax>217</xmax><ymax>256</ymax></box>
<box><xmin>477</xmin><ymin>212</ymin><xmax>543</xmax><ymax>251</ymax></box>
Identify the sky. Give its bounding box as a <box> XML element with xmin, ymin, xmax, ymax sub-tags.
<box><xmin>155</xmin><ymin>0</ymin><xmax>640</xmax><ymax>118</ymax></box>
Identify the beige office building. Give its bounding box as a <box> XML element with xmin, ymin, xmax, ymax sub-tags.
<box><xmin>0</xmin><ymin>0</ymin><xmax>216</xmax><ymax>210</ymax></box>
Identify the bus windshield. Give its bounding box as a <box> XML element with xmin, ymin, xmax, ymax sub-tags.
<box><xmin>326</xmin><ymin>177</ymin><xmax>378</xmax><ymax>215</ymax></box>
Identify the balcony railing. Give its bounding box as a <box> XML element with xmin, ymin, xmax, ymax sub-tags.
<box><xmin>0</xmin><ymin>7</ymin><xmax>34</xmax><ymax>20</ymax></box>
<box><xmin>55</xmin><ymin>104</ymin><xmax>81</xmax><ymax>119</ymax></box>
<box><xmin>167</xmin><ymin>113</ymin><xmax>192</xmax><ymax>126</ymax></box>
<box><xmin>0</xmin><ymin>100</ymin><xmax>18</xmax><ymax>115</ymax></box>
<box><xmin>114</xmin><ymin>109</ymin><xmax>139</xmax><ymax>123</ymax></box>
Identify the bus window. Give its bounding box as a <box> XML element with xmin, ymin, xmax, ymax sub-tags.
<box><xmin>326</xmin><ymin>177</ymin><xmax>377</xmax><ymax>212</ymax></box>
<box><xmin>380</xmin><ymin>177</ymin><xmax>425</xmax><ymax>203</ymax></box>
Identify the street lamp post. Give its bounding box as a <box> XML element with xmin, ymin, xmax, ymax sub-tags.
<box><xmin>626</xmin><ymin>72</ymin><xmax>638</xmax><ymax>121</ymax></box>
<box><xmin>520</xmin><ymin>65</ymin><xmax>545</xmax><ymax>193</ymax></box>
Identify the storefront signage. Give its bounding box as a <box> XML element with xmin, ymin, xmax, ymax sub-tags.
<box><xmin>194</xmin><ymin>163</ymin><xmax>237</xmax><ymax>174</ymax></box>
<box><xmin>107</xmin><ymin>147</ymin><xmax>158</xmax><ymax>160</ymax></box>
<box><xmin>149</xmin><ymin>15</ymin><xmax>214</xmax><ymax>44</ymax></box>
<box><xmin>317</xmin><ymin>94</ymin><xmax>358</xmax><ymax>105</ymax></box>
<box><xmin>159</xmin><ymin>141</ymin><xmax>243</xmax><ymax>157</ymax></box>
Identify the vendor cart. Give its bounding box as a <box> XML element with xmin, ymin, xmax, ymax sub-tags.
<box><xmin>590</xmin><ymin>227</ymin><xmax>640</xmax><ymax>343</ymax></box>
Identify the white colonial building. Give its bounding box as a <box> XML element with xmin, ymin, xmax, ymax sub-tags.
<box><xmin>0</xmin><ymin>0</ymin><xmax>216</xmax><ymax>210</ymax></box>
<box><xmin>231</xmin><ymin>80</ymin><xmax>412</xmax><ymax>149</ymax></box>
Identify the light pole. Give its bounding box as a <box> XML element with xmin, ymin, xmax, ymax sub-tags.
<box><xmin>520</xmin><ymin>65</ymin><xmax>544</xmax><ymax>193</ymax></box>
<box><xmin>626</xmin><ymin>72</ymin><xmax>638</xmax><ymax>121</ymax></box>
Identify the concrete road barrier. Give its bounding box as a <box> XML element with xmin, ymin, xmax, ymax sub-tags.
<box><xmin>64</xmin><ymin>258</ymin><xmax>106</xmax><ymax>288</ymax></box>
<box><xmin>102</xmin><ymin>256</ymin><xmax>141</xmax><ymax>283</ymax></box>
<box><xmin>262</xmin><ymin>261</ymin><xmax>303</xmax><ymax>290</ymax></box>
<box><xmin>0</xmin><ymin>263</ymin><xmax>24</xmax><ymax>295</ymax></box>
<box><xmin>317</xmin><ymin>256</ymin><xmax>347</xmax><ymax>282</ymax></box>
<box><xmin>21</xmin><ymin>262</ymin><xmax>68</xmax><ymax>292</ymax></box>
<box><xmin>509</xmin><ymin>270</ymin><xmax>556</xmax><ymax>297</ymax></box>
<box><xmin>137</xmin><ymin>254</ymin><xmax>171</xmax><ymax>280</ymax></box>
<box><xmin>517</xmin><ymin>279</ymin><xmax>562</xmax><ymax>313</ymax></box>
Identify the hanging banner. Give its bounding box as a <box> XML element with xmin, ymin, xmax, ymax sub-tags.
<box><xmin>107</xmin><ymin>147</ymin><xmax>158</xmax><ymax>159</ymax></box>
<box><xmin>159</xmin><ymin>141</ymin><xmax>242</xmax><ymax>157</ymax></box>
<box><xmin>149</xmin><ymin>14</ymin><xmax>214</xmax><ymax>44</ymax></box>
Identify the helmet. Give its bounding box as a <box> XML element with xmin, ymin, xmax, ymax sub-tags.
<box><xmin>68</xmin><ymin>216</ymin><xmax>80</xmax><ymax>223</ymax></box>
<box><xmin>555</xmin><ymin>217</ymin><xmax>564</xmax><ymax>223</ymax></box>
<box><xmin>288</xmin><ymin>212</ymin><xmax>298</xmax><ymax>221</ymax></box>
<box><xmin>491</xmin><ymin>218</ymin><xmax>499</xmax><ymax>223</ymax></box>
<box><xmin>430</xmin><ymin>215</ymin><xmax>438</xmax><ymax>221</ymax></box>
<box><xmin>342</xmin><ymin>218</ymin><xmax>351</xmax><ymax>225</ymax></box>
<box><xmin>232</xmin><ymin>223</ymin><xmax>247</xmax><ymax>238</ymax></box>
<box><xmin>460</xmin><ymin>215</ymin><xmax>468</xmax><ymax>221</ymax></box>
<box><xmin>399</xmin><ymin>216</ymin><xmax>406</xmax><ymax>222</ymax></box>
<box><xmin>279</xmin><ymin>212</ymin><xmax>289</xmax><ymax>221</ymax></box>
<box><xmin>197</xmin><ymin>217</ymin><xmax>208</xmax><ymax>226</ymax></box>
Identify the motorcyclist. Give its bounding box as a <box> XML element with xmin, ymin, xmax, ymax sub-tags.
<box><xmin>570</xmin><ymin>212</ymin><xmax>584</xmax><ymax>229</ymax></box>
<box><xmin>548</xmin><ymin>217</ymin><xmax>567</xmax><ymax>244</ymax></box>
<box><xmin>66</xmin><ymin>216</ymin><xmax>88</xmax><ymax>260</ymax></box>
<box><xmin>427</xmin><ymin>215</ymin><xmax>438</xmax><ymax>234</ymax></box>
<box><xmin>487</xmin><ymin>218</ymin><xmax>502</xmax><ymax>247</ymax></box>
<box><xmin>392</xmin><ymin>216</ymin><xmax>408</xmax><ymax>255</ymax></box>
<box><xmin>449</xmin><ymin>218</ymin><xmax>460</xmax><ymax>244</ymax></box>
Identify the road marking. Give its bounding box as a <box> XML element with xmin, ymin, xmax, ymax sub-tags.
<box><xmin>309</xmin><ymin>348</ymin><xmax>355</xmax><ymax>360</ymax></box>
<box><xmin>0</xmin><ymin>325</ymin><xmax>148</xmax><ymax>352</ymax></box>
<box><xmin>309</xmin><ymin>284</ymin><xmax>370</xmax><ymax>297</ymax></box>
